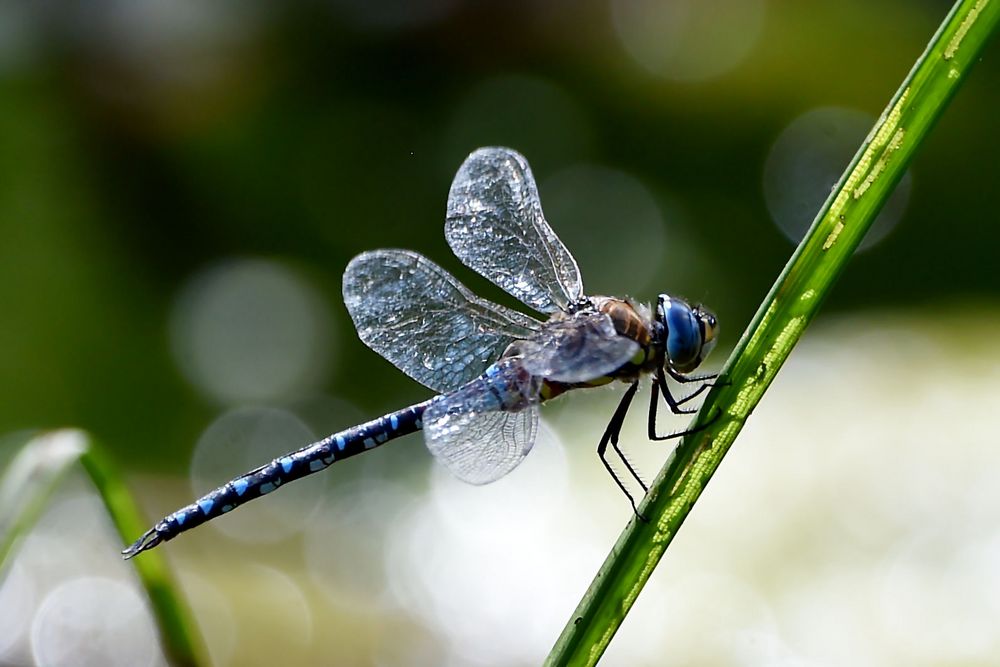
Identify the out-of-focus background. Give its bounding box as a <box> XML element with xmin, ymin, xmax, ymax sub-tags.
<box><xmin>1</xmin><ymin>1</ymin><xmax>999</xmax><ymax>665</ymax></box>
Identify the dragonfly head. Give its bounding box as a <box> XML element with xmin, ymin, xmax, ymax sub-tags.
<box><xmin>654</xmin><ymin>295</ymin><xmax>718</xmax><ymax>374</ymax></box>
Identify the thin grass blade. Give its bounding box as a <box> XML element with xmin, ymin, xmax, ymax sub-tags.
<box><xmin>0</xmin><ymin>429</ymin><xmax>207</xmax><ymax>667</ymax></box>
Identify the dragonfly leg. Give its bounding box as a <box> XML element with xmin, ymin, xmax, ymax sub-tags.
<box><xmin>669</xmin><ymin>368</ymin><xmax>731</xmax><ymax>406</ymax></box>
<box><xmin>675</xmin><ymin>381</ymin><xmax>711</xmax><ymax>408</ymax></box>
<box><xmin>647</xmin><ymin>379</ymin><xmax>662</xmax><ymax>439</ymax></box>
<box><xmin>656</xmin><ymin>370</ymin><xmax>698</xmax><ymax>415</ymax></box>
<box><xmin>667</xmin><ymin>367</ymin><xmax>720</xmax><ymax>384</ymax></box>
<box><xmin>597</xmin><ymin>381</ymin><xmax>649</xmax><ymax>519</ymax></box>
<box><xmin>649</xmin><ymin>374</ymin><xmax>722</xmax><ymax>441</ymax></box>
<box><xmin>606</xmin><ymin>381</ymin><xmax>646</xmax><ymax>491</ymax></box>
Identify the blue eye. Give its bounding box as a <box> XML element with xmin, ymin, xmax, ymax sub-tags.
<box><xmin>657</xmin><ymin>295</ymin><xmax>718</xmax><ymax>373</ymax></box>
<box><xmin>663</xmin><ymin>298</ymin><xmax>701</xmax><ymax>370</ymax></box>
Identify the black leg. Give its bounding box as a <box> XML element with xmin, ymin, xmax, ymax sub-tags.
<box><xmin>675</xmin><ymin>381</ymin><xmax>711</xmax><ymax>408</ymax></box>
<box><xmin>611</xmin><ymin>417</ymin><xmax>648</xmax><ymax>494</ymax></box>
<box><xmin>666</xmin><ymin>367</ymin><xmax>720</xmax><ymax>384</ymax></box>
<box><xmin>604</xmin><ymin>381</ymin><xmax>645</xmax><ymax>490</ymax></box>
<box><xmin>668</xmin><ymin>368</ymin><xmax>731</xmax><ymax>401</ymax></box>
<box><xmin>656</xmin><ymin>370</ymin><xmax>698</xmax><ymax>415</ymax></box>
<box><xmin>649</xmin><ymin>372</ymin><xmax>722</xmax><ymax>441</ymax></box>
<box><xmin>647</xmin><ymin>378</ymin><xmax>663</xmax><ymax>440</ymax></box>
<box><xmin>597</xmin><ymin>382</ymin><xmax>648</xmax><ymax>519</ymax></box>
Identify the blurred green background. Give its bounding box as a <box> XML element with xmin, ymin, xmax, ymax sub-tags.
<box><xmin>2</xmin><ymin>1</ymin><xmax>999</xmax><ymax>666</ymax></box>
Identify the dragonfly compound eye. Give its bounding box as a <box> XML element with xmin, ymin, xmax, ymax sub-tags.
<box><xmin>659</xmin><ymin>295</ymin><xmax>705</xmax><ymax>374</ymax></box>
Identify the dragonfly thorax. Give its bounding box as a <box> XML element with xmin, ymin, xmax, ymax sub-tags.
<box><xmin>588</xmin><ymin>296</ymin><xmax>659</xmax><ymax>377</ymax></box>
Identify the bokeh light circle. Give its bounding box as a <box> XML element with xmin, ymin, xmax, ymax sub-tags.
<box><xmin>611</xmin><ymin>0</ymin><xmax>766</xmax><ymax>81</ymax></box>
<box><xmin>763</xmin><ymin>107</ymin><xmax>912</xmax><ymax>252</ymax></box>
<box><xmin>384</xmin><ymin>422</ymin><xmax>579</xmax><ymax>664</ymax></box>
<box><xmin>541</xmin><ymin>164</ymin><xmax>667</xmax><ymax>298</ymax></box>
<box><xmin>611</xmin><ymin>571</ymin><xmax>780</xmax><ymax>665</ymax></box>
<box><xmin>36</xmin><ymin>0</ymin><xmax>257</xmax><ymax>95</ymax></box>
<box><xmin>178</xmin><ymin>572</ymin><xmax>238</xmax><ymax>667</ymax></box>
<box><xmin>190</xmin><ymin>405</ymin><xmax>321</xmax><ymax>545</ymax></box>
<box><xmin>170</xmin><ymin>258</ymin><xmax>333</xmax><ymax>405</ymax></box>
<box><xmin>236</xmin><ymin>564</ymin><xmax>315</xmax><ymax>655</ymax></box>
<box><xmin>30</xmin><ymin>577</ymin><xmax>162</xmax><ymax>667</ymax></box>
<box><xmin>878</xmin><ymin>530</ymin><xmax>1000</xmax><ymax>662</ymax></box>
<box><xmin>304</xmin><ymin>478</ymin><xmax>418</xmax><ymax>611</ymax></box>
<box><xmin>426</xmin><ymin>420</ymin><xmax>570</xmax><ymax>539</ymax></box>
<box><xmin>0</xmin><ymin>2</ymin><xmax>38</xmax><ymax>73</ymax></box>
<box><xmin>0</xmin><ymin>561</ymin><xmax>34</xmax><ymax>662</ymax></box>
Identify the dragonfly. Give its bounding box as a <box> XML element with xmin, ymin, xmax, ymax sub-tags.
<box><xmin>123</xmin><ymin>146</ymin><xmax>719</xmax><ymax>559</ymax></box>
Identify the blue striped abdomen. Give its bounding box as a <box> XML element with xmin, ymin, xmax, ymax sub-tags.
<box><xmin>122</xmin><ymin>400</ymin><xmax>431</xmax><ymax>558</ymax></box>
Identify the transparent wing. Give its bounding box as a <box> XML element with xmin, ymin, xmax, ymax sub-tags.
<box><xmin>423</xmin><ymin>358</ymin><xmax>541</xmax><ymax>485</ymax></box>
<box><xmin>425</xmin><ymin>407</ymin><xmax>539</xmax><ymax>486</ymax></box>
<box><xmin>518</xmin><ymin>310</ymin><xmax>639</xmax><ymax>384</ymax></box>
<box><xmin>446</xmin><ymin>146</ymin><xmax>583</xmax><ymax>314</ymax></box>
<box><xmin>343</xmin><ymin>249</ymin><xmax>542</xmax><ymax>393</ymax></box>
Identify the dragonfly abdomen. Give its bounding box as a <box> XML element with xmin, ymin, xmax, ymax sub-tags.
<box><xmin>122</xmin><ymin>400</ymin><xmax>431</xmax><ymax>559</ymax></box>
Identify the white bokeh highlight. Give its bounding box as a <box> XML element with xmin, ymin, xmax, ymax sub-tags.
<box><xmin>170</xmin><ymin>258</ymin><xmax>334</xmax><ymax>405</ymax></box>
<box><xmin>31</xmin><ymin>577</ymin><xmax>161</xmax><ymax>667</ymax></box>
<box><xmin>34</xmin><ymin>0</ymin><xmax>258</xmax><ymax>92</ymax></box>
<box><xmin>0</xmin><ymin>561</ymin><xmax>34</xmax><ymax>664</ymax></box>
<box><xmin>304</xmin><ymin>477</ymin><xmax>420</xmax><ymax>613</ymax></box>
<box><xmin>612</xmin><ymin>0</ymin><xmax>766</xmax><ymax>81</ymax></box>
<box><xmin>189</xmin><ymin>405</ymin><xmax>322</xmax><ymax>545</ymax></box>
<box><xmin>178</xmin><ymin>571</ymin><xmax>238</xmax><ymax>667</ymax></box>
<box><xmin>541</xmin><ymin>164</ymin><xmax>668</xmax><ymax>298</ymax></box>
<box><xmin>763</xmin><ymin>107</ymin><xmax>913</xmax><ymax>251</ymax></box>
<box><xmin>385</xmin><ymin>421</ymin><xmax>590</xmax><ymax>665</ymax></box>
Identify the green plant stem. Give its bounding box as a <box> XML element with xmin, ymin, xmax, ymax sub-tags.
<box><xmin>544</xmin><ymin>1</ymin><xmax>1000</xmax><ymax>665</ymax></box>
<box><xmin>0</xmin><ymin>430</ymin><xmax>207</xmax><ymax>667</ymax></box>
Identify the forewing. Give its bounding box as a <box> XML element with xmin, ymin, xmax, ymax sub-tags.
<box><xmin>446</xmin><ymin>147</ymin><xmax>583</xmax><ymax>314</ymax></box>
<box><xmin>423</xmin><ymin>359</ymin><xmax>541</xmax><ymax>485</ymax></box>
<box><xmin>518</xmin><ymin>311</ymin><xmax>639</xmax><ymax>384</ymax></box>
<box><xmin>343</xmin><ymin>249</ymin><xmax>541</xmax><ymax>393</ymax></box>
